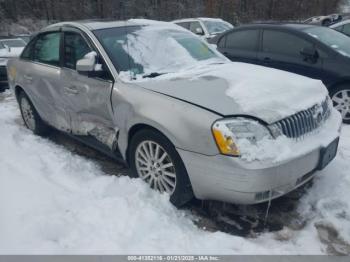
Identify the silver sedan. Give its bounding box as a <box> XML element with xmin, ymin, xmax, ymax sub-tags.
<box><xmin>7</xmin><ymin>20</ymin><xmax>342</xmax><ymax>207</ymax></box>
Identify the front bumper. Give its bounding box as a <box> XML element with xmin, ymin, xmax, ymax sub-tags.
<box><xmin>178</xmin><ymin>109</ymin><xmax>342</xmax><ymax>205</ymax></box>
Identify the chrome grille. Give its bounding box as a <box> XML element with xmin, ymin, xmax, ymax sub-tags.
<box><xmin>270</xmin><ymin>98</ymin><xmax>331</xmax><ymax>139</ymax></box>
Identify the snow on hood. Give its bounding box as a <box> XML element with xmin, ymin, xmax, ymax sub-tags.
<box><xmin>122</xmin><ymin>62</ymin><xmax>328</xmax><ymax>124</ymax></box>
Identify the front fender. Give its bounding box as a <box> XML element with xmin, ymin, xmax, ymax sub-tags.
<box><xmin>111</xmin><ymin>83</ymin><xmax>221</xmax><ymax>159</ymax></box>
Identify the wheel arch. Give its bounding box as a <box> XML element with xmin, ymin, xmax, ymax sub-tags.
<box><xmin>14</xmin><ymin>85</ymin><xmax>25</xmax><ymax>102</ymax></box>
<box><xmin>328</xmin><ymin>78</ymin><xmax>350</xmax><ymax>93</ymax></box>
<box><xmin>125</xmin><ymin>123</ymin><xmax>178</xmax><ymax>166</ymax></box>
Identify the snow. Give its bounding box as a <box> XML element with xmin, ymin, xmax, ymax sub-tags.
<box><xmin>117</xmin><ymin>20</ymin><xmax>224</xmax><ymax>77</ymax></box>
<box><xmin>0</xmin><ymin>91</ymin><xmax>350</xmax><ymax>254</ymax></box>
<box><xmin>115</xmin><ymin>23</ymin><xmax>328</xmax><ymax>123</ymax></box>
<box><xmin>237</xmin><ymin>108</ymin><xmax>341</xmax><ymax>162</ymax></box>
<box><xmin>122</xmin><ymin>61</ymin><xmax>329</xmax><ymax>123</ymax></box>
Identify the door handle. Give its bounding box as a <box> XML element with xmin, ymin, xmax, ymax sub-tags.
<box><xmin>64</xmin><ymin>86</ymin><xmax>79</xmax><ymax>95</ymax></box>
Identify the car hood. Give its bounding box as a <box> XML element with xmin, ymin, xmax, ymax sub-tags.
<box><xmin>132</xmin><ymin>62</ymin><xmax>329</xmax><ymax>124</ymax></box>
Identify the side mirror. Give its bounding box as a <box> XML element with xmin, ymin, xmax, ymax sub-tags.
<box><xmin>195</xmin><ymin>27</ymin><xmax>204</xmax><ymax>35</ymax></box>
<box><xmin>300</xmin><ymin>47</ymin><xmax>319</xmax><ymax>63</ymax></box>
<box><xmin>76</xmin><ymin>51</ymin><xmax>102</xmax><ymax>72</ymax></box>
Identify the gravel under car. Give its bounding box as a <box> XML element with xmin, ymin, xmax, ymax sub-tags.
<box><xmin>7</xmin><ymin>20</ymin><xmax>342</xmax><ymax>207</ymax></box>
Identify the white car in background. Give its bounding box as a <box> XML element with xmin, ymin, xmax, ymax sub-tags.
<box><xmin>172</xmin><ymin>17</ymin><xmax>233</xmax><ymax>40</ymax></box>
<box><xmin>0</xmin><ymin>38</ymin><xmax>26</xmax><ymax>92</ymax></box>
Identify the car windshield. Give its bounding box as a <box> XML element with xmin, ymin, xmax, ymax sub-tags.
<box><xmin>0</xmin><ymin>39</ymin><xmax>26</xmax><ymax>48</ymax></box>
<box><xmin>202</xmin><ymin>20</ymin><xmax>233</xmax><ymax>35</ymax></box>
<box><xmin>94</xmin><ymin>25</ymin><xmax>224</xmax><ymax>79</ymax></box>
<box><xmin>304</xmin><ymin>27</ymin><xmax>350</xmax><ymax>57</ymax></box>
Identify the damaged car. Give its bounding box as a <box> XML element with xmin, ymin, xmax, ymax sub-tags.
<box><xmin>7</xmin><ymin>20</ymin><xmax>342</xmax><ymax>207</ymax></box>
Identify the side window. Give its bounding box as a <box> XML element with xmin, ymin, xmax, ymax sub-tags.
<box><xmin>263</xmin><ymin>30</ymin><xmax>312</xmax><ymax>56</ymax></box>
<box><xmin>64</xmin><ymin>32</ymin><xmax>92</xmax><ymax>69</ymax></box>
<box><xmin>342</xmin><ymin>24</ymin><xmax>350</xmax><ymax>36</ymax></box>
<box><xmin>189</xmin><ymin>21</ymin><xmax>204</xmax><ymax>35</ymax></box>
<box><xmin>176</xmin><ymin>22</ymin><xmax>190</xmax><ymax>30</ymax></box>
<box><xmin>21</xmin><ymin>38</ymin><xmax>36</xmax><ymax>60</ymax></box>
<box><xmin>225</xmin><ymin>30</ymin><xmax>259</xmax><ymax>51</ymax></box>
<box><xmin>33</xmin><ymin>32</ymin><xmax>61</xmax><ymax>66</ymax></box>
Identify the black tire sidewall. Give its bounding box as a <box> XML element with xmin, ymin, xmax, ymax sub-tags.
<box><xmin>129</xmin><ymin>129</ymin><xmax>194</xmax><ymax>207</ymax></box>
<box><xmin>330</xmin><ymin>85</ymin><xmax>350</xmax><ymax>124</ymax></box>
<box><xmin>18</xmin><ymin>91</ymin><xmax>50</xmax><ymax>135</ymax></box>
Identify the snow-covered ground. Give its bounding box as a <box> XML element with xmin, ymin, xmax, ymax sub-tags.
<box><xmin>0</xmin><ymin>91</ymin><xmax>350</xmax><ymax>255</ymax></box>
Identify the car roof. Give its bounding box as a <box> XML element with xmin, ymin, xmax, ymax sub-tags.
<box><xmin>46</xmin><ymin>19</ymin><xmax>139</xmax><ymax>31</ymax></box>
<box><xmin>234</xmin><ymin>23</ymin><xmax>319</xmax><ymax>31</ymax></box>
<box><xmin>172</xmin><ymin>17</ymin><xmax>226</xmax><ymax>23</ymax></box>
<box><xmin>49</xmin><ymin>19</ymin><xmax>178</xmax><ymax>31</ymax></box>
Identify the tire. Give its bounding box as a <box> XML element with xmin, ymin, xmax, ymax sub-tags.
<box><xmin>18</xmin><ymin>91</ymin><xmax>51</xmax><ymax>135</ymax></box>
<box><xmin>322</xmin><ymin>19</ymin><xmax>331</xmax><ymax>26</ymax></box>
<box><xmin>129</xmin><ymin>129</ymin><xmax>194</xmax><ymax>207</ymax></box>
<box><xmin>330</xmin><ymin>85</ymin><xmax>350</xmax><ymax>124</ymax></box>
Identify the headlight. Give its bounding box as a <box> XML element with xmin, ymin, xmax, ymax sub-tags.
<box><xmin>212</xmin><ymin>118</ymin><xmax>272</xmax><ymax>157</ymax></box>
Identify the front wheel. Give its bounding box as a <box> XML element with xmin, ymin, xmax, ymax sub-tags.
<box><xmin>330</xmin><ymin>86</ymin><xmax>350</xmax><ymax>124</ymax></box>
<box><xmin>129</xmin><ymin>129</ymin><xmax>194</xmax><ymax>207</ymax></box>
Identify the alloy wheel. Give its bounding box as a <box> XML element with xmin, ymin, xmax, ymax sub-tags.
<box><xmin>20</xmin><ymin>96</ymin><xmax>36</xmax><ymax>130</ymax></box>
<box><xmin>135</xmin><ymin>140</ymin><xmax>177</xmax><ymax>194</ymax></box>
<box><xmin>332</xmin><ymin>89</ymin><xmax>350</xmax><ymax>121</ymax></box>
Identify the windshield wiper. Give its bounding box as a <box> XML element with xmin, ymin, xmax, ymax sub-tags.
<box><xmin>143</xmin><ymin>72</ymin><xmax>167</xmax><ymax>79</ymax></box>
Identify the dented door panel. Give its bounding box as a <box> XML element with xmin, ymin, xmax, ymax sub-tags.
<box><xmin>61</xmin><ymin>68</ymin><xmax>116</xmax><ymax>149</ymax></box>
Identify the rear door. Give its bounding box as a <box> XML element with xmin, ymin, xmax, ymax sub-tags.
<box><xmin>61</xmin><ymin>28</ymin><xmax>116</xmax><ymax>149</ymax></box>
<box><xmin>21</xmin><ymin>31</ymin><xmax>71</xmax><ymax>132</ymax></box>
<box><xmin>217</xmin><ymin>29</ymin><xmax>260</xmax><ymax>64</ymax></box>
<box><xmin>258</xmin><ymin>29</ymin><xmax>325</xmax><ymax>80</ymax></box>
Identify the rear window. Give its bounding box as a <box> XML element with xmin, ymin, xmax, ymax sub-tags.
<box><xmin>175</xmin><ymin>22</ymin><xmax>190</xmax><ymax>30</ymax></box>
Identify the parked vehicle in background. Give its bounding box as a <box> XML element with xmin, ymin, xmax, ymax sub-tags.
<box><xmin>0</xmin><ymin>38</ymin><xmax>26</xmax><ymax>92</ymax></box>
<box><xmin>7</xmin><ymin>20</ymin><xmax>341</xmax><ymax>207</ymax></box>
<box><xmin>14</xmin><ymin>34</ymin><xmax>31</xmax><ymax>43</ymax></box>
<box><xmin>330</xmin><ymin>19</ymin><xmax>350</xmax><ymax>36</ymax></box>
<box><xmin>304</xmin><ymin>14</ymin><xmax>343</xmax><ymax>26</ymax></box>
<box><xmin>213</xmin><ymin>24</ymin><xmax>350</xmax><ymax>124</ymax></box>
<box><xmin>172</xmin><ymin>18</ymin><xmax>233</xmax><ymax>40</ymax></box>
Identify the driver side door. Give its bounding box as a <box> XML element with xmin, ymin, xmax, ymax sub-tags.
<box><xmin>61</xmin><ymin>28</ymin><xmax>116</xmax><ymax>150</ymax></box>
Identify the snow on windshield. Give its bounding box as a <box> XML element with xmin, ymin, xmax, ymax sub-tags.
<box><xmin>94</xmin><ymin>21</ymin><xmax>225</xmax><ymax>80</ymax></box>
